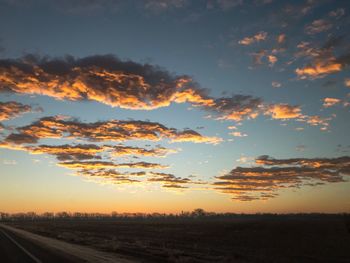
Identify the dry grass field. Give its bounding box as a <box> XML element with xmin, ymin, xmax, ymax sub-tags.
<box><xmin>5</xmin><ymin>215</ymin><xmax>350</xmax><ymax>262</ymax></box>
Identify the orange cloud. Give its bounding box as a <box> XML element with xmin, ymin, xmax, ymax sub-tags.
<box><xmin>345</xmin><ymin>78</ymin><xmax>350</xmax><ymax>87</ymax></box>
<box><xmin>0</xmin><ymin>55</ymin><xmax>196</xmax><ymax>110</ymax></box>
<box><xmin>323</xmin><ymin>97</ymin><xmax>341</xmax><ymax>108</ymax></box>
<box><xmin>294</xmin><ymin>36</ymin><xmax>349</xmax><ymax>79</ymax></box>
<box><xmin>277</xmin><ymin>34</ymin><xmax>286</xmax><ymax>44</ymax></box>
<box><xmin>0</xmin><ymin>55</ymin><xmax>263</xmax><ymax>125</ymax></box>
<box><xmin>0</xmin><ymin>101</ymin><xmax>33</xmax><ymax>121</ymax></box>
<box><xmin>6</xmin><ymin>116</ymin><xmax>221</xmax><ymax>145</ymax></box>
<box><xmin>296</xmin><ymin>59</ymin><xmax>342</xmax><ymax>79</ymax></box>
<box><xmin>28</xmin><ymin>144</ymin><xmax>104</xmax><ymax>161</ymax></box>
<box><xmin>74</xmin><ymin>169</ymin><xmax>198</xmax><ymax>189</ymax></box>
<box><xmin>58</xmin><ymin>161</ymin><xmax>168</xmax><ymax>170</ymax></box>
<box><xmin>268</xmin><ymin>55</ymin><xmax>277</xmax><ymax>66</ymax></box>
<box><xmin>0</xmin><ymin>55</ymin><xmax>329</xmax><ymax>127</ymax></box>
<box><xmin>170</xmin><ymin>130</ymin><xmax>222</xmax><ymax>144</ymax></box>
<box><xmin>214</xmin><ymin>155</ymin><xmax>350</xmax><ymax>201</ymax></box>
<box><xmin>229</xmin><ymin>131</ymin><xmax>247</xmax><ymax>137</ymax></box>
<box><xmin>303</xmin><ymin>115</ymin><xmax>331</xmax><ymax>130</ymax></box>
<box><xmin>111</xmin><ymin>145</ymin><xmax>178</xmax><ymax>157</ymax></box>
<box><xmin>265</xmin><ymin>104</ymin><xmax>302</xmax><ymax>119</ymax></box>
<box><xmin>76</xmin><ymin>169</ymin><xmax>141</xmax><ymax>184</ymax></box>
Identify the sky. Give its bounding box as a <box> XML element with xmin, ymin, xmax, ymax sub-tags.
<box><xmin>0</xmin><ymin>0</ymin><xmax>350</xmax><ymax>214</ymax></box>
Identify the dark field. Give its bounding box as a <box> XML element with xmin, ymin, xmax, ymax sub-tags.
<box><xmin>5</xmin><ymin>215</ymin><xmax>350</xmax><ymax>263</ymax></box>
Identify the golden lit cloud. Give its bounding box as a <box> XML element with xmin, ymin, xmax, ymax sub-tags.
<box><xmin>296</xmin><ymin>59</ymin><xmax>342</xmax><ymax>79</ymax></box>
<box><xmin>76</xmin><ymin>169</ymin><xmax>141</xmax><ymax>184</ymax></box>
<box><xmin>5</xmin><ymin>116</ymin><xmax>221</xmax><ymax>145</ymax></box>
<box><xmin>229</xmin><ymin>131</ymin><xmax>247</xmax><ymax>137</ymax></box>
<box><xmin>265</xmin><ymin>104</ymin><xmax>302</xmax><ymax>119</ymax></box>
<box><xmin>0</xmin><ymin>55</ymin><xmax>197</xmax><ymax>110</ymax></box>
<box><xmin>345</xmin><ymin>78</ymin><xmax>350</xmax><ymax>87</ymax></box>
<box><xmin>0</xmin><ymin>55</ymin><xmax>316</xmax><ymax>126</ymax></box>
<box><xmin>303</xmin><ymin>115</ymin><xmax>331</xmax><ymax>130</ymax></box>
<box><xmin>0</xmin><ymin>142</ymin><xmax>179</xmax><ymax>161</ymax></box>
<box><xmin>58</xmin><ymin>161</ymin><xmax>168</xmax><ymax>170</ymax></box>
<box><xmin>74</xmin><ymin>169</ymin><xmax>198</xmax><ymax>189</ymax></box>
<box><xmin>0</xmin><ymin>101</ymin><xmax>33</xmax><ymax>121</ymax></box>
<box><xmin>323</xmin><ymin>97</ymin><xmax>341</xmax><ymax>108</ymax></box>
<box><xmin>268</xmin><ymin>55</ymin><xmax>277</xmax><ymax>66</ymax></box>
<box><xmin>111</xmin><ymin>145</ymin><xmax>178</xmax><ymax>157</ymax></box>
<box><xmin>214</xmin><ymin>155</ymin><xmax>350</xmax><ymax>201</ymax></box>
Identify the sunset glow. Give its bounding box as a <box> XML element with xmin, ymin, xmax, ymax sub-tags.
<box><xmin>0</xmin><ymin>0</ymin><xmax>350</xmax><ymax>214</ymax></box>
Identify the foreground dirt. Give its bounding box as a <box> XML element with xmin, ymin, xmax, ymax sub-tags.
<box><xmin>6</xmin><ymin>216</ymin><xmax>350</xmax><ymax>263</ymax></box>
<box><xmin>0</xmin><ymin>224</ymin><xmax>138</xmax><ymax>263</ymax></box>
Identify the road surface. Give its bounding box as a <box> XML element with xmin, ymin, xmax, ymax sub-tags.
<box><xmin>0</xmin><ymin>226</ymin><xmax>84</xmax><ymax>263</ymax></box>
<box><xmin>0</xmin><ymin>224</ymin><xmax>137</xmax><ymax>263</ymax></box>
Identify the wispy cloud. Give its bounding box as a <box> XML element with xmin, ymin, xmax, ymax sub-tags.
<box><xmin>229</xmin><ymin>131</ymin><xmax>247</xmax><ymax>137</ymax></box>
<box><xmin>271</xmin><ymin>81</ymin><xmax>282</xmax><ymax>88</ymax></box>
<box><xmin>305</xmin><ymin>19</ymin><xmax>333</xmax><ymax>35</ymax></box>
<box><xmin>329</xmin><ymin>8</ymin><xmax>345</xmax><ymax>19</ymax></box>
<box><xmin>238</xmin><ymin>31</ymin><xmax>268</xmax><ymax>45</ymax></box>
<box><xmin>323</xmin><ymin>98</ymin><xmax>341</xmax><ymax>108</ymax></box>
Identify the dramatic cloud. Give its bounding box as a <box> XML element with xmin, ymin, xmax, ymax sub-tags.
<box><xmin>214</xmin><ymin>155</ymin><xmax>350</xmax><ymax>201</ymax></box>
<box><xmin>305</xmin><ymin>19</ymin><xmax>333</xmax><ymax>35</ymax></box>
<box><xmin>323</xmin><ymin>98</ymin><xmax>341</xmax><ymax>108</ymax></box>
<box><xmin>0</xmin><ymin>55</ymin><xmax>197</xmax><ymax>110</ymax></box>
<box><xmin>0</xmin><ymin>54</ymin><xmax>290</xmax><ymax>124</ymax></box>
<box><xmin>238</xmin><ymin>31</ymin><xmax>268</xmax><ymax>45</ymax></box>
<box><xmin>0</xmin><ymin>101</ymin><xmax>33</xmax><ymax>121</ymax></box>
<box><xmin>5</xmin><ymin>116</ymin><xmax>221</xmax><ymax>144</ymax></box>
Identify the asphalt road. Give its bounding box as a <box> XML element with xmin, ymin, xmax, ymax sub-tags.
<box><xmin>0</xmin><ymin>227</ymin><xmax>84</xmax><ymax>263</ymax></box>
